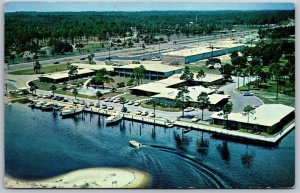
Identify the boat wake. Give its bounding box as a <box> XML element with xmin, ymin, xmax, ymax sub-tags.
<box><xmin>140</xmin><ymin>144</ymin><xmax>231</xmax><ymax>188</ymax></box>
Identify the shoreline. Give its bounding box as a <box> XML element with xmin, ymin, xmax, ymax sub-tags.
<box><xmin>5</xmin><ymin>167</ymin><xmax>151</xmax><ymax>189</ymax></box>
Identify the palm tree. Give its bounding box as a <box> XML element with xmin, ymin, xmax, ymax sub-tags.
<box><xmin>72</xmin><ymin>88</ymin><xmax>78</xmax><ymax>99</ymax></box>
<box><xmin>243</xmin><ymin>105</ymin><xmax>256</xmax><ymax>131</ymax></box>
<box><xmin>96</xmin><ymin>91</ymin><xmax>103</xmax><ymax>104</ymax></box>
<box><xmin>197</xmin><ymin>92</ymin><xmax>210</xmax><ymax>120</ymax></box>
<box><xmin>175</xmin><ymin>85</ymin><xmax>191</xmax><ymax>117</ymax></box>
<box><xmin>218</xmin><ymin>102</ymin><xmax>233</xmax><ymax>129</ymax></box>
<box><xmin>235</xmin><ymin>67</ymin><xmax>242</xmax><ymax>91</ymax></box>
<box><xmin>33</xmin><ymin>61</ymin><xmax>42</xmax><ymax>74</ymax></box>
<box><xmin>151</xmin><ymin>99</ymin><xmax>156</xmax><ymax>115</ymax></box>
<box><xmin>120</xmin><ymin>97</ymin><xmax>126</xmax><ymax>109</ymax></box>
<box><xmin>68</xmin><ymin>66</ymin><xmax>78</xmax><ymax>82</ymax></box>
<box><xmin>50</xmin><ymin>84</ymin><xmax>57</xmax><ymax>97</ymax></box>
<box><xmin>196</xmin><ymin>69</ymin><xmax>206</xmax><ymax>83</ymax></box>
<box><xmin>88</xmin><ymin>53</ymin><xmax>95</xmax><ymax>64</ymax></box>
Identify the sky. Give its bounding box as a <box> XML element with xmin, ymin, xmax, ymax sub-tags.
<box><xmin>5</xmin><ymin>2</ymin><xmax>295</xmax><ymax>12</ymax></box>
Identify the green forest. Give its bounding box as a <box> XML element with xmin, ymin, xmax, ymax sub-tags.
<box><xmin>5</xmin><ymin>10</ymin><xmax>294</xmax><ymax>59</ymax></box>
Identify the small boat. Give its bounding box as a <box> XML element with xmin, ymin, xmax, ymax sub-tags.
<box><xmin>34</xmin><ymin>101</ymin><xmax>45</xmax><ymax>109</ymax></box>
<box><xmin>106</xmin><ymin>113</ymin><xmax>122</xmax><ymax>125</ymax></box>
<box><xmin>166</xmin><ymin>122</ymin><xmax>174</xmax><ymax>128</ymax></box>
<box><xmin>61</xmin><ymin>106</ymin><xmax>83</xmax><ymax>117</ymax></box>
<box><xmin>183</xmin><ymin>128</ymin><xmax>191</xmax><ymax>134</ymax></box>
<box><xmin>129</xmin><ymin>140</ymin><xmax>142</xmax><ymax>148</ymax></box>
<box><xmin>41</xmin><ymin>103</ymin><xmax>53</xmax><ymax>111</ymax></box>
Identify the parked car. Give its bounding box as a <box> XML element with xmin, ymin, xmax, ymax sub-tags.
<box><xmin>243</xmin><ymin>92</ymin><xmax>254</xmax><ymax>96</ymax></box>
<box><xmin>149</xmin><ymin>112</ymin><xmax>155</xmax><ymax>117</ymax></box>
<box><xmin>63</xmin><ymin>98</ymin><xmax>69</xmax><ymax>102</ymax></box>
<box><xmin>104</xmin><ymin>98</ymin><xmax>110</xmax><ymax>102</ymax></box>
<box><xmin>134</xmin><ymin>101</ymin><xmax>141</xmax><ymax>106</ymax></box>
<box><xmin>101</xmin><ymin>104</ymin><xmax>107</xmax><ymax>109</ymax></box>
<box><xmin>80</xmin><ymin>100</ymin><xmax>85</xmax><ymax>105</ymax></box>
<box><xmin>80</xmin><ymin>57</ymin><xmax>86</xmax><ymax>60</ymax></box>
<box><xmin>113</xmin><ymin>98</ymin><xmax>120</xmax><ymax>103</ymax></box>
<box><xmin>37</xmin><ymin>94</ymin><xmax>43</xmax><ymax>98</ymax></box>
<box><xmin>99</xmin><ymin>96</ymin><xmax>106</xmax><ymax>100</ymax></box>
<box><xmin>128</xmin><ymin>100</ymin><xmax>134</xmax><ymax>105</ymax></box>
<box><xmin>136</xmin><ymin>110</ymin><xmax>142</xmax><ymax>115</ymax></box>
<box><xmin>89</xmin><ymin>102</ymin><xmax>94</xmax><ymax>106</ymax></box>
<box><xmin>141</xmin><ymin>111</ymin><xmax>148</xmax><ymax>116</ymax></box>
<box><xmin>184</xmin><ymin>107</ymin><xmax>195</xmax><ymax>112</ymax></box>
<box><xmin>192</xmin><ymin>116</ymin><xmax>200</xmax><ymax>122</ymax></box>
<box><xmin>95</xmin><ymin>103</ymin><xmax>100</xmax><ymax>108</ymax></box>
<box><xmin>42</xmin><ymin>94</ymin><xmax>48</xmax><ymax>99</ymax></box>
<box><xmin>73</xmin><ymin>99</ymin><xmax>80</xmax><ymax>104</ymax></box>
<box><xmin>107</xmin><ymin>105</ymin><xmax>114</xmax><ymax>110</ymax></box>
<box><xmin>215</xmin><ymin>90</ymin><xmax>224</xmax><ymax>94</ymax></box>
<box><xmin>109</xmin><ymin>98</ymin><xmax>114</xmax><ymax>102</ymax></box>
<box><xmin>53</xmin><ymin>61</ymin><xmax>60</xmax><ymax>64</ymax></box>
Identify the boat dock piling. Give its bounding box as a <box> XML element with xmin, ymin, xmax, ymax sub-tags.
<box><xmin>27</xmin><ymin>98</ymin><xmax>295</xmax><ymax>145</ymax></box>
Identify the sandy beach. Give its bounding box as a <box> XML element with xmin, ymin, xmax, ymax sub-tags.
<box><xmin>5</xmin><ymin>167</ymin><xmax>151</xmax><ymax>189</ymax></box>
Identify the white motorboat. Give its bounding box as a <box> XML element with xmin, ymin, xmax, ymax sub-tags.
<box><xmin>129</xmin><ymin>140</ymin><xmax>142</xmax><ymax>148</ymax></box>
<box><xmin>61</xmin><ymin>106</ymin><xmax>83</xmax><ymax>117</ymax></box>
<box><xmin>166</xmin><ymin>122</ymin><xmax>174</xmax><ymax>128</ymax></box>
<box><xmin>106</xmin><ymin>113</ymin><xmax>122</xmax><ymax>125</ymax></box>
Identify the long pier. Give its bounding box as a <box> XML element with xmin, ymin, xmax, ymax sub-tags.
<box><xmin>27</xmin><ymin>98</ymin><xmax>295</xmax><ymax>145</ymax></box>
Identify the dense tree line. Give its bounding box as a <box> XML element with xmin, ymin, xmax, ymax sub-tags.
<box><xmin>5</xmin><ymin>10</ymin><xmax>294</xmax><ymax>57</ymax></box>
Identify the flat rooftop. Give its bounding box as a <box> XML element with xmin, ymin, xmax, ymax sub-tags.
<box><xmin>114</xmin><ymin>63</ymin><xmax>183</xmax><ymax>73</ymax></box>
<box><xmin>130</xmin><ymin>77</ymin><xmax>185</xmax><ymax>94</ymax></box>
<box><xmin>162</xmin><ymin>40</ymin><xmax>243</xmax><ymax>57</ymax></box>
<box><xmin>71</xmin><ymin>63</ymin><xmax>114</xmax><ymax>71</ymax></box>
<box><xmin>210</xmin><ymin>104</ymin><xmax>295</xmax><ymax>127</ymax></box>
<box><xmin>151</xmin><ymin>86</ymin><xmax>229</xmax><ymax>105</ymax></box>
<box><xmin>170</xmin><ymin>73</ymin><xmax>224</xmax><ymax>83</ymax></box>
<box><xmin>40</xmin><ymin>69</ymin><xmax>94</xmax><ymax>80</ymax></box>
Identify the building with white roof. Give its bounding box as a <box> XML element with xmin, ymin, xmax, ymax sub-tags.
<box><xmin>113</xmin><ymin>63</ymin><xmax>183</xmax><ymax>80</ymax></box>
<box><xmin>38</xmin><ymin>69</ymin><xmax>95</xmax><ymax>83</ymax></box>
<box><xmin>162</xmin><ymin>39</ymin><xmax>244</xmax><ymax>64</ymax></box>
<box><xmin>71</xmin><ymin>63</ymin><xmax>114</xmax><ymax>72</ymax></box>
<box><xmin>170</xmin><ymin>73</ymin><xmax>224</xmax><ymax>86</ymax></box>
<box><xmin>210</xmin><ymin>104</ymin><xmax>295</xmax><ymax>133</ymax></box>
<box><xmin>151</xmin><ymin>87</ymin><xmax>229</xmax><ymax>110</ymax></box>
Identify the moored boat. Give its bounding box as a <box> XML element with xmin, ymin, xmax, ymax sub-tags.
<box><xmin>61</xmin><ymin>105</ymin><xmax>83</xmax><ymax>117</ymax></box>
<box><xmin>106</xmin><ymin>113</ymin><xmax>122</xmax><ymax>125</ymax></box>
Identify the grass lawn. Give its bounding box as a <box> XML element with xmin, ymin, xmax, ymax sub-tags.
<box><xmin>141</xmin><ymin>101</ymin><xmax>181</xmax><ymax>112</ymax></box>
<box><xmin>189</xmin><ymin>64</ymin><xmax>221</xmax><ymax>74</ymax></box>
<box><xmin>121</xmin><ymin>94</ymin><xmax>149</xmax><ymax>101</ymax></box>
<box><xmin>238</xmin><ymin>80</ymin><xmax>295</xmax><ymax>107</ymax></box>
<box><xmin>9</xmin><ymin>63</ymin><xmax>70</xmax><ymax>75</ymax></box>
<box><xmin>103</xmin><ymin>92</ymin><xmax>123</xmax><ymax>98</ymax></box>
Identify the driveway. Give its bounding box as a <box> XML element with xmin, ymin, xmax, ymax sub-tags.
<box><xmin>219</xmin><ymin>76</ymin><xmax>263</xmax><ymax>112</ymax></box>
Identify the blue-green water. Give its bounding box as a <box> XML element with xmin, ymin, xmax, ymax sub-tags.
<box><xmin>5</xmin><ymin>103</ymin><xmax>295</xmax><ymax>188</ymax></box>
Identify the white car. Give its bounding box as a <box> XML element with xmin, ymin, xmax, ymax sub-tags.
<box><xmin>136</xmin><ymin>110</ymin><xmax>142</xmax><ymax>115</ymax></box>
<box><xmin>128</xmin><ymin>100</ymin><xmax>134</xmax><ymax>105</ymax></box>
<box><xmin>141</xmin><ymin>111</ymin><xmax>148</xmax><ymax>116</ymax></box>
<box><xmin>101</xmin><ymin>104</ymin><xmax>107</xmax><ymax>109</ymax></box>
<box><xmin>134</xmin><ymin>102</ymin><xmax>141</xmax><ymax>106</ymax></box>
<box><xmin>192</xmin><ymin>116</ymin><xmax>200</xmax><ymax>122</ymax></box>
<box><xmin>113</xmin><ymin>99</ymin><xmax>120</xmax><ymax>103</ymax></box>
<box><xmin>104</xmin><ymin>98</ymin><xmax>110</xmax><ymax>102</ymax></box>
<box><xmin>107</xmin><ymin>105</ymin><xmax>114</xmax><ymax>110</ymax></box>
<box><xmin>149</xmin><ymin>113</ymin><xmax>155</xmax><ymax>117</ymax></box>
<box><xmin>184</xmin><ymin>107</ymin><xmax>195</xmax><ymax>112</ymax></box>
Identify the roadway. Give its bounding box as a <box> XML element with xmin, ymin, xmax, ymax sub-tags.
<box><xmin>6</xmin><ymin>29</ymin><xmax>258</xmax><ymax>71</ymax></box>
